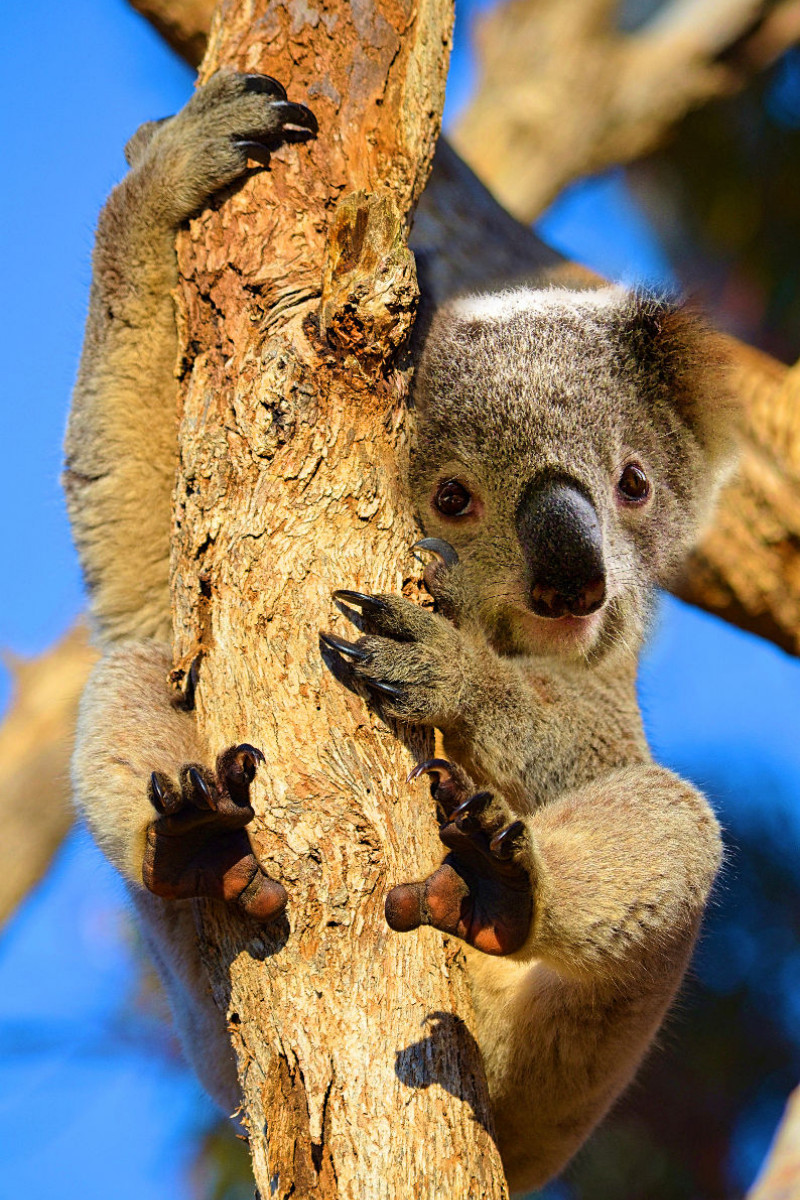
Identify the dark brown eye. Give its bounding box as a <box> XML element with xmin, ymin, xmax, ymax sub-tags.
<box><xmin>617</xmin><ymin>463</ymin><xmax>650</xmax><ymax>504</ymax></box>
<box><xmin>435</xmin><ymin>479</ymin><xmax>473</xmax><ymax>516</ymax></box>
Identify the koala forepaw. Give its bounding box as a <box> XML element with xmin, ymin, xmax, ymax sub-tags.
<box><xmin>129</xmin><ymin>71</ymin><xmax>317</xmax><ymax>228</ymax></box>
<box><xmin>386</xmin><ymin>764</ymin><xmax>534</xmax><ymax>956</ymax></box>
<box><xmin>143</xmin><ymin>743</ymin><xmax>287</xmax><ymax>924</ymax></box>
<box><xmin>321</xmin><ymin>589</ymin><xmax>467</xmax><ymax>726</ymax></box>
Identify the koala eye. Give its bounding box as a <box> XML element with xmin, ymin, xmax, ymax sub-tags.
<box><xmin>617</xmin><ymin>463</ymin><xmax>650</xmax><ymax>505</ymax></box>
<box><xmin>435</xmin><ymin>479</ymin><xmax>473</xmax><ymax>516</ymax></box>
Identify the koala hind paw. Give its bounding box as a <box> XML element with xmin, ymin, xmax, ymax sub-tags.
<box><xmin>143</xmin><ymin>743</ymin><xmax>286</xmax><ymax>923</ymax></box>
<box><xmin>386</xmin><ymin>767</ymin><xmax>534</xmax><ymax>956</ymax></box>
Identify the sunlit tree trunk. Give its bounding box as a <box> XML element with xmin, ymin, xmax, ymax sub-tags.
<box><xmin>168</xmin><ymin>1</ymin><xmax>508</xmax><ymax>1195</ymax></box>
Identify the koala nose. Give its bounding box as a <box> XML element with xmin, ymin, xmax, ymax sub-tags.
<box><xmin>516</xmin><ymin>477</ymin><xmax>606</xmax><ymax>619</ymax></box>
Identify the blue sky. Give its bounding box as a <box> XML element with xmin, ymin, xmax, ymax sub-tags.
<box><xmin>2</xmin><ymin>2</ymin><xmax>800</xmax><ymax>1198</ymax></box>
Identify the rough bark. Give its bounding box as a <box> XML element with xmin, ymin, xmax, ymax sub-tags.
<box><xmin>452</xmin><ymin>0</ymin><xmax>800</xmax><ymax>222</ymax></box>
<box><xmin>0</xmin><ymin>624</ymin><xmax>97</xmax><ymax>923</ymax></box>
<box><xmin>747</xmin><ymin>1086</ymin><xmax>800</xmax><ymax>1199</ymax></box>
<box><xmin>169</xmin><ymin>2</ymin><xmax>508</xmax><ymax>1196</ymax></box>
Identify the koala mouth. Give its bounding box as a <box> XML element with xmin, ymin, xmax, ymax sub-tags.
<box><xmin>517</xmin><ymin>604</ymin><xmax>606</xmax><ymax>657</ymax></box>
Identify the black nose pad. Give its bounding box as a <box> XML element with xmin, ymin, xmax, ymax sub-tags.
<box><xmin>517</xmin><ymin>477</ymin><xmax>607</xmax><ymax>620</ymax></box>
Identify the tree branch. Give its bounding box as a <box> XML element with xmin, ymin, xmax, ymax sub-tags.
<box><xmin>129</xmin><ymin>0</ymin><xmax>214</xmax><ymax>66</ymax></box>
<box><xmin>747</xmin><ymin>1085</ymin><xmax>800</xmax><ymax>1199</ymax></box>
<box><xmin>679</xmin><ymin>340</ymin><xmax>800</xmax><ymax>656</ymax></box>
<box><xmin>0</xmin><ymin>624</ymin><xmax>97</xmax><ymax>924</ymax></box>
<box><xmin>451</xmin><ymin>0</ymin><xmax>800</xmax><ymax>222</ymax></box>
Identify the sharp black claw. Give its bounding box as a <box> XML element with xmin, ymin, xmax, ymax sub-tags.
<box><xmin>234</xmin><ymin>139</ymin><xmax>273</xmax><ymax>162</ymax></box>
<box><xmin>412</xmin><ymin>538</ymin><xmax>459</xmax><ymax>567</ymax></box>
<box><xmin>188</xmin><ymin>767</ymin><xmax>214</xmax><ymax>808</ymax></box>
<box><xmin>242</xmin><ymin>74</ymin><xmax>288</xmax><ymax>100</ymax></box>
<box><xmin>236</xmin><ymin>743</ymin><xmax>265</xmax><ymax>765</ymax></box>
<box><xmin>333</xmin><ymin>590</ymin><xmax>390</xmax><ymax>616</ymax></box>
<box><xmin>271</xmin><ymin>99</ymin><xmax>318</xmax><ymax>134</ymax></box>
<box><xmin>365</xmin><ymin>679</ymin><xmax>405</xmax><ymax>700</ymax></box>
<box><xmin>320</xmin><ymin>631</ymin><xmax>369</xmax><ymax>661</ymax></box>
<box><xmin>453</xmin><ymin>791</ymin><xmax>492</xmax><ymax>831</ymax></box>
<box><xmin>490</xmin><ymin>820</ymin><xmax>526</xmax><ymax>860</ymax></box>
<box><xmin>407</xmin><ymin>758</ymin><xmax>455</xmax><ymax>785</ymax></box>
<box><xmin>235</xmin><ymin>743</ymin><xmax>265</xmax><ymax>782</ymax></box>
<box><xmin>150</xmin><ymin>772</ymin><xmax>166</xmax><ymax>811</ymax></box>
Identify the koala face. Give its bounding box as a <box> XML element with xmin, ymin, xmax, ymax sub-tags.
<box><xmin>411</xmin><ymin>286</ymin><xmax>736</xmax><ymax>661</ymax></box>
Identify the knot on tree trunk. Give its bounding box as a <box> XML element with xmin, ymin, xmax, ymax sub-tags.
<box><xmin>320</xmin><ymin>190</ymin><xmax>418</xmax><ymax>365</ymax></box>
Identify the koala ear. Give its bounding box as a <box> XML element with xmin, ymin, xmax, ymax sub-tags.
<box><xmin>621</xmin><ymin>293</ymin><xmax>740</xmax><ymax>474</ymax></box>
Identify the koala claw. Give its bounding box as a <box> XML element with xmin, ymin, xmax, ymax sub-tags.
<box><xmin>407</xmin><ymin>757</ymin><xmax>455</xmax><ymax>786</ymax></box>
<box><xmin>453</xmin><ymin>790</ymin><xmax>492</xmax><ymax>832</ymax></box>
<box><xmin>332</xmin><ymin>590</ymin><xmax>390</xmax><ymax>617</ymax></box>
<box><xmin>407</xmin><ymin>757</ymin><xmax>478</xmax><ymax>823</ymax></box>
<box><xmin>412</xmin><ymin>537</ymin><xmax>459</xmax><ymax>566</ymax></box>
<box><xmin>241</xmin><ymin>73</ymin><xmax>288</xmax><ymax>99</ymax></box>
<box><xmin>268</xmin><ymin>99</ymin><xmax>318</xmax><ymax>135</ymax></box>
<box><xmin>365</xmin><ymin>679</ymin><xmax>406</xmax><ymax>701</ymax></box>
<box><xmin>319</xmin><ymin>631</ymin><xmax>368</xmax><ymax>662</ymax></box>
<box><xmin>143</xmin><ymin>743</ymin><xmax>287</xmax><ymax>924</ymax></box>
<box><xmin>385</xmin><ymin>788</ymin><xmax>534</xmax><ymax>955</ymax></box>
<box><xmin>187</xmin><ymin>766</ymin><xmax>213</xmax><ymax>808</ymax></box>
<box><xmin>490</xmin><ymin>819</ymin><xmax>527</xmax><ymax>860</ymax></box>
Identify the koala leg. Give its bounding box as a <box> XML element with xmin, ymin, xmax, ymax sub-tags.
<box><xmin>73</xmin><ymin>640</ymin><xmax>286</xmax><ymax>1113</ymax></box>
<box><xmin>387</xmin><ymin>762</ymin><xmax>722</xmax><ymax>1193</ymax></box>
<box><xmin>73</xmin><ymin>642</ymin><xmax>284</xmax><ymax>919</ymax></box>
<box><xmin>130</xmin><ymin>887</ymin><xmax>242</xmax><ymax>1116</ymax></box>
<box><xmin>64</xmin><ymin>72</ymin><xmax>316</xmax><ymax>644</ymax></box>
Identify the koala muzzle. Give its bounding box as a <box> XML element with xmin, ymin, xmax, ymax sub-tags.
<box><xmin>517</xmin><ymin>478</ymin><xmax>606</xmax><ymax>619</ymax></box>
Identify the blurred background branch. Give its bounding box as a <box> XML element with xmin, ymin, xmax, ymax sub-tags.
<box><xmin>452</xmin><ymin>0</ymin><xmax>800</xmax><ymax>222</ymax></box>
<box><xmin>0</xmin><ymin>624</ymin><xmax>96</xmax><ymax>924</ymax></box>
<box><xmin>748</xmin><ymin>1086</ymin><xmax>800</xmax><ymax>1198</ymax></box>
<box><xmin>129</xmin><ymin>0</ymin><xmax>213</xmax><ymax>66</ymax></box>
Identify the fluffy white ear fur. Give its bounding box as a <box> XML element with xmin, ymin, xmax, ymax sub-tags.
<box><xmin>451</xmin><ymin>283</ymin><xmax>628</xmax><ymax>324</ymax></box>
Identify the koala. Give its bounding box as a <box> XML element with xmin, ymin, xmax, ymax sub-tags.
<box><xmin>319</xmin><ymin>288</ymin><xmax>735</xmax><ymax>1188</ymax></box>
<box><xmin>65</xmin><ymin>71</ymin><xmax>734</xmax><ymax>1195</ymax></box>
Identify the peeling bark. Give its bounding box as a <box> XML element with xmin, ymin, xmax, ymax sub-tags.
<box><xmin>170</xmin><ymin>1</ymin><xmax>507</xmax><ymax>1196</ymax></box>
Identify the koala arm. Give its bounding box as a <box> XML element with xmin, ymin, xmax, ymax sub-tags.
<box><xmin>64</xmin><ymin>73</ymin><xmax>316</xmax><ymax>645</ymax></box>
<box><xmin>323</xmin><ymin>589</ymin><xmax>648</xmax><ymax>808</ymax></box>
<box><xmin>390</xmin><ymin>761</ymin><xmax>721</xmax><ymax>1193</ymax></box>
<box><xmin>72</xmin><ymin>641</ymin><xmax>201</xmax><ymax>882</ymax></box>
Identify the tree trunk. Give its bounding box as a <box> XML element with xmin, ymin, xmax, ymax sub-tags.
<box><xmin>169</xmin><ymin>1</ymin><xmax>507</xmax><ymax>1196</ymax></box>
